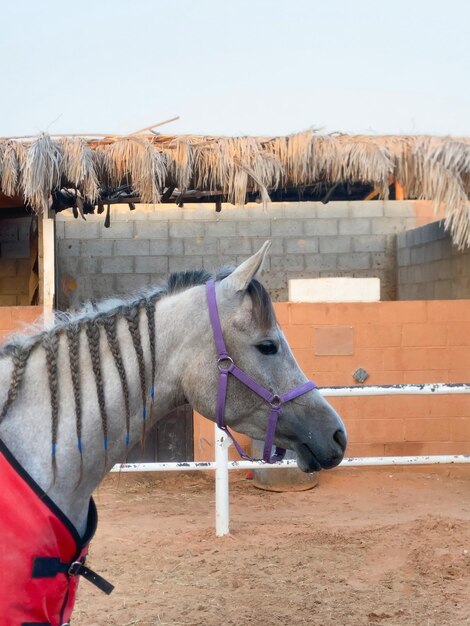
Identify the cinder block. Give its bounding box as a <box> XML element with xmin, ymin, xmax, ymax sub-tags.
<box><xmin>81</xmin><ymin>239</ymin><xmax>113</xmax><ymax>257</ymax></box>
<box><xmin>101</xmin><ymin>257</ymin><xmax>134</xmax><ymax>274</ymax></box>
<box><xmin>204</xmin><ymin>220</ymin><xmax>237</xmax><ymax>237</ymax></box>
<box><xmin>0</xmin><ymin>307</ymin><xmax>13</xmax><ymax>328</ymax></box>
<box><xmin>316</xmin><ymin>204</ymin><xmax>349</xmax><ymax>218</ymax></box>
<box><xmin>285</xmin><ymin>238</ymin><xmax>319</xmax><ymax>254</ymax></box>
<box><xmin>270</xmin><ymin>255</ymin><xmax>304</xmax><ymax>271</ymax></box>
<box><xmin>100</xmin><ymin>221</ymin><xmax>134</xmax><ymax>239</ymax></box>
<box><xmin>283</xmin><ymin>202</ymin><xmax>315</xmax><ymax>219</ymax></box>
<box><xmin>339</xmin><ymin>219</ymin><xmax>370</xmax><ymax>236</ymax></box>
<box><xmin>304</xmin><ymin>253</ymin><xmax>337</xmax><ymax>271</ymax></box>
<box><xmin>349</xmin><ymin>201</ymin><xmax>384</xmax><ymax>218</ymax></box>
<box><xmin>437</xmin><ymin>259</ymin><xmax>453</xmax><ymax>280</ymax></box>
<box><xmin>0</xmin><ymin>259</ymin><xmax>17</xmax><ymax>277</ymax></box>
<box><xmin>371</xmin><ymin>218</ymin><xmax>407</xmax><ymax>235</ymax></box>
<box><xmin>203</xmin><ymin>256</ymin><xmax>237</xmax><ymax>271</ymax></box>
<box><xmin>352</xmin><ymin>235</ymin><xmax>386</xmax><ymax>253</ymax></box>
<box><xmin>304</xmin><ymin>219</ymin><xmax>338</xmax><ymax>236</ymax></box>
<box><xmin>169</xmin><ymin>256</ymin><xmax>204</xmax><ymax>273</ymax></box>
<box><xmin>64</xmin><ymin>220</ymin><xmax>100</xmax><ymax>239</ymax></box>
<box><xmin>58</xmin><ymin>256</ymin><xmax>81</xmax><ymax>276</ymax></box>
<box><xmin>410</xmin><ymin>247</ymin><xmax>425</xmax><ymax>265</ymax></box>
<box><xmin>370</xmin><ymin>252</ymin><xmax>391</xmax><ymax>270</ymax></box>
<box><xmin>271</xmin><ymin>219</ymin><xmax>303</xmax><ymax>237</ymax></box>
<box><xmin>0</xmin><ymin>276</ymin><xmax>28</xmax><ymax>295</ymax></box>
<box><xmin>337</xmin><ymin>253</ymin><xmax>370</xmax><ymax>270</ymax></box>
<box><xmin>184</xmin><ymin>237</ymin><xmax>218</xmax><ymax>256</ymax></box>
<box><xmin>397</xmin><ymin>267</ymin><xmax>408</xmax><ymax>284</ymax></box>
<box><xmin>89</xmin><ymin>275</ymin><xmax>117</xmax><ymax>298</ymax></box>
<box><xmin>0</xmin><ymin>295</ymin><xmax>17</xmax><ymax>305</ymax></box>
<box><xmin>169</xmin><ymin>221</ymin><xmax>205</xmax><ymax>238</ymax></box>
<box><xmin>397</xmin><ymin>247</ymin><xmax>411</xmax><ymax>266</ymax></box>
<box><xmin>110</xmin><ymin>205</ymin><xmax>150</xmax><ymax>221</ymax></box>
<box><xmin>135</xmin><ymin>256</ymin><xmax>169</xmax><ymax>274</ymax></box>
<box><xmin>1</xmin><ymin>240</ymin><xmax>29</xmax><ymax>259</ymax></box>
<box><xmin>434</xmin><ymin>280</ymin><xmax>453</xmax><ymax>299</ymax></box>
<box><xmin>58</xmin><ymin>239</ymin><xmax>80</xmax><ymax>257</ymax></box>
<box><xmin>80</xmin><ymin>256</ymin><xmax>100</xmax><ymax>274</ymax></box>
<box><xmin>54</xmin><ymin>221</ymin><xmax>65</xmax><ymax>238</ymax></box>
<box><xmin>383</xmin><ymin>201</ymin><xmax>415</xmax><ymax>217</ymax></box>
<box><xmin>319</xmin><ymin>237</ymin><xmax>351</xmax><ymax>254</ymax></box>
<box><xmin>113</xmin><ymin>239</ymin><xmax>150</xmax><ymax>256</ymax></box>
<box><xmin>149</xmin><ymin>239</ymin><xmax>184</xmax><ymax>255</ymax></box>
<box><xmin>0</xmin><ymin>222</ymin><xmax>18</xmax><ymax>242</ymax></box>
<box><xmin>135</xmin><ymin>221</ymin><xmax>168</xmax><ymax>239</ymax></box>
<box><xmin>396</xmin><ymin>232</ymin><xmax>407</xmax><ymax>249</ymax></box>
<box><xmin>115</xmin><ymin>274</ymin><xmax>151</xmax><ymax>295</ymax></box>
<box><xmin>217</xmin><ymin>238</ymin><xmax>251</xmax><ymax>255</ymax></box>
<box><xmin>237</xmin><ymin>220</ymin><xmax>271</xmax><ymax>237</ymax></box>
<box><xmin>182</xmin><ymin>205</ymin><xmax>219</xmax><ymax>221</ymax></box>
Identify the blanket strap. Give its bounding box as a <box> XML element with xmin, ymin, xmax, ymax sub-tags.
<box><xmin>32</xmin><ymin>557</ymin><xmax>114</xmax><ymax>595</ymax></box>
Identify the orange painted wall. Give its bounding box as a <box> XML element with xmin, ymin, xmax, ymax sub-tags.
<box><xmin>194</xmin><ymin>300</ymin><xmax>470</xmax><ymax>461</ymax></box>
<box><xmin>0</xmin><ymin>306</ymin><xmax>44</xmax><ymax>343</ymax></box>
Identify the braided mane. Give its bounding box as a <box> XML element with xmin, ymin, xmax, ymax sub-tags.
<box><xmin>0</xmin><ymin>269</ymin><xmax>275</xmax><ymax>467</ymax></box>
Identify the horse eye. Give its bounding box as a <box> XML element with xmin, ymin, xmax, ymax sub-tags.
<box><xmin>256</xmin><ymin>341</ymin><xmax>278</xmax><ymax>355</ymax></box>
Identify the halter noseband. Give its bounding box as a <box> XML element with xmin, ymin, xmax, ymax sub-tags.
<box><xmin>206</xmin><ymin>280</ymin><xmax>317</xmax><ymax>463</ymax></box>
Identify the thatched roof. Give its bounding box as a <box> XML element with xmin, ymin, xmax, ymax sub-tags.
<box><xmin>1</xmin><ymin>130</ymin><xmax>470</xmax><ymax>246</ymax></box>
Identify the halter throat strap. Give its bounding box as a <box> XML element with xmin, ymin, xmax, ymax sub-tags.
<box><xmin>206</xmin><ymin>280</ymin><xmax>317</xmax><ymax>463</ymax></box>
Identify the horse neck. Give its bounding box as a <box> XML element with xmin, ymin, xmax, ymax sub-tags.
<box><xmin>0</xmin><ymin>298</ymin><xmax>185</xmax><ymax>536</ymax></box>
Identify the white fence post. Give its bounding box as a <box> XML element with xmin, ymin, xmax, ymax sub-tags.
<box><xmin>215</xmin><ymin>424</ymin><xmax>230</xmax><ymax>536</ymax></box>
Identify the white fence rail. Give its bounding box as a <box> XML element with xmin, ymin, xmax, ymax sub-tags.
<box><xmin>112</xmin><ymin>383</ymin><xmax>470</xmax><ymax>536</ymax></box>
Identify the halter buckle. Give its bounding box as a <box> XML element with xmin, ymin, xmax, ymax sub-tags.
<box><xmin>217</xmin><ymin>355</ymin><xmax>234</xmax><ymax>372</ymax></box>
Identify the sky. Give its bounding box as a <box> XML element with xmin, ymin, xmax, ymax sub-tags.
<box><xmin>1</xmin><ymin>0</ymin><xmax>469</xmax><ymax>138</ymax></box>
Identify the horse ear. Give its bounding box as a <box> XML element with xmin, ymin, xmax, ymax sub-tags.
<box><xmin>221</xmin><ymin>240</ymin><xmax>271</xmax><ymax>293</ymax></box>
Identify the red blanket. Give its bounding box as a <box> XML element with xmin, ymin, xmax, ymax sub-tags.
<box><xmin>0</xmin><ymin>440</ymin><xmax>96</xmax><ymax>626</ymax></box>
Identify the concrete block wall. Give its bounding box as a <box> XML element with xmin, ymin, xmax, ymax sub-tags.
<box><xmin>0</xmin><ymin>218</ymin><xmax>32</xmax><ymax>305</ymax></box>
<box><xmin>56</xmin><ymin>200</ymin><xmax>423</xmax><ymax>306</ymax></box>
<box><xmin>397</xmin><ymin>221</ymin><xmax>470</xmax><ymax>300</ymax></box>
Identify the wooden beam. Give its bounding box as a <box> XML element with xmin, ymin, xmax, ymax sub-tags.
<box><xmin>38</xmin><ymin>210</ymin><xmax>55</xmax><ymax>324</ymax></box>
<box><xmin>395</xmin><ymin>180</ymin><xmax>405</xmax><ymax>200</ymax></box>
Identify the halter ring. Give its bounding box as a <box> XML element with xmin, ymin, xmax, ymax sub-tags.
<box><xmin>217</xmin><ymin>356</ymin><xmax>234</xmax><ymax>372</ymax></box>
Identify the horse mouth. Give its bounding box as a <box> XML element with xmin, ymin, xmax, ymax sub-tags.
<box><xmin>297</xmin><ymin>444</ymin><xmax>343</xmax><ymax>473</ymax></box>
<box><xmin>296</xmin><ymin>444</ymin><xmax>322</xmax><ymax>473</ymax></box>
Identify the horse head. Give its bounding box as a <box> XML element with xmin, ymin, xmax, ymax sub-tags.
<box><xmin>168</xmin><ymin>241</ymin><xmax>347</xmax><ymax>472</ymax></box>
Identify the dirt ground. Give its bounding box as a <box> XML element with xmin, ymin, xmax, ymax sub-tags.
<box><xmin>74</xmin><ymin>466</ymin><xmax>470</xmax><ymax>626</ymax></box>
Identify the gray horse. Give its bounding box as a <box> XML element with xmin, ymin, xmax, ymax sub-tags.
<box><xmin>0</xmin><ymin>241</ymin><xmax>346</xmax><ymax>621</ymax></box>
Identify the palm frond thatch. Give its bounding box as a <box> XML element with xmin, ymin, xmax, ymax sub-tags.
<box><xmin>1</xmin><ymin>129</ymin><xmax>470</xmax><ymax>247</ymax></box>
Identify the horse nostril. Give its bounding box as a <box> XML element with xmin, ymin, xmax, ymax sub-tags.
<box><xmin>333</xmin><ymin>428</ymin><xmax>347</xmax><ymax>451</ymax></box>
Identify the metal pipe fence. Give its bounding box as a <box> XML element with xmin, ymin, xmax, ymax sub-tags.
<box><xmin>111</xmin><ymin>383</ymin><xmax>470</xmax><ymax>536</ymax></box>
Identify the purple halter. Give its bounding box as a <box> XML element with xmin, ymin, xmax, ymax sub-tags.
<box><xmin>206</xmin><ymin>280</ymin><xmax>317</xmax><ymax>463</ymax></box>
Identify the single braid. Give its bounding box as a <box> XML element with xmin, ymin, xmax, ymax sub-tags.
<box><xmin>144</xmin><ymin>297</ymin><xmax>157</xmax><ymax>404</ymax></box>
<box><xmin>85</xmin><ymin>319</ymin><xmax>109</xmax><ymax>464</ymax></box>
<box><xmin>42</xmin><ymin>332</ymin><xmax>60</xmax><ymax>478</ymax></box>
<box><xmin>0</xmin><ymin>344</ymin><xmax>33</xmax><ymax>421</ymax></box>
<box><xmin>125</xmin><ymin>305</ymin><xmax>148</xmax><ymax>442</ymax></box>
<box><xmin>103</xmin><ymin>314</ymin><xmax>131</xmax><ymax>450</ymax></box>
<box><xmin>66</xmin><ymin>323</ymin><xmax>83</xmax><ymax>479</ymax></box>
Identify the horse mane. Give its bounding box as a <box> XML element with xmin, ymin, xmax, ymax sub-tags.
<box><xmin>0</xmin><ymin>268</ymin><xmax>275</xmax><ymax>468</ymax></box>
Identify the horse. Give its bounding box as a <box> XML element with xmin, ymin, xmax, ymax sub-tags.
<box><xmin>0</xmin><ymin>240</ymin><xmax>346</xmax><ymax>624</ymax></box>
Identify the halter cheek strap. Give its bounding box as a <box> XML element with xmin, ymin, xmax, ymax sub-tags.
<box><xmin>206</xmin><ymin>280</ymin><xmax>317</xmax><ymax>464</ymax></box>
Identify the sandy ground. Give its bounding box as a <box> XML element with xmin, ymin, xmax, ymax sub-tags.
<box><xmin>74</xmin><ymin>466</ymin><xmax>470</xmax><ymax>626</ymax></box>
